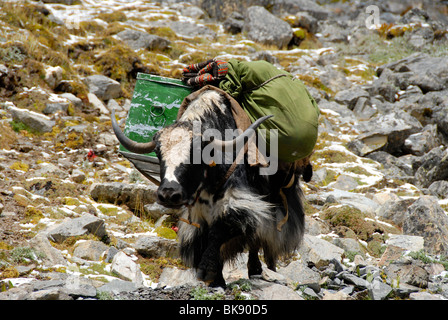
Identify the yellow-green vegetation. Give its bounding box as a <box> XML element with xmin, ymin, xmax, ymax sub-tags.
<box><xmin>0</xmin><ymin>123</ymin><xmax>17</xmax><ymax>150</ymax></box>
<box><xmin>0</xmin><ymin>2</ymin><xmax>69</xmax><ymax>52</ymax></box>
<box><xmin>93</xmin><ymin>44</ymin><xmax>151</xmax><ymax>96</ymax></box>
<box><xmin>23</xmin><ymin>206</ymin><xmax>44</xmax><ymax>224</ymax></box>
<box><xmin>154</xmin><ymin>226</ymin><xmax>177</xmax><ymax>240</ymax></box>
<box><xmin>320</xmin><ymin>204</ymin><xmax>400</xmax><ymax>256</ymax></box>
<box><xmin>57</xmin><ymin>131</ymin><xmax>85</xmax><ymax>151</ymax></box>
<box><xmin>191</xmin><ymin>286</ymin><xmax>225</xmax><ymax>300</ymax></box>
<box><xmin>0</xmin><ymin>246</ymin><xmax>45</xmax><ymax>278</ymax></box>
<box><xmin>312</xmin><ymin>147</ymin><xmax>358</xmax><ymax>164</ymax></box>
<box><xmin>96</xmin><ymin>11</ymin><xmax>127</xmax><ymax>23</ymax></box>
<box><xmin>139</xmin><ymin>257</ymin><xmax>186</xmax><ymax>282</ymax></box>
<box><xmin>0</xmin><ymin>267</ymin><xmax>19</xmax><ymax>280</ymax></box>
<box><xmin>10</xmin><ymin>162</ymin><xmax>29</xmax><ymax>172</ymax></box>
<box><xmin>335</xmin><ymin>29</ymin><xmax>448</xmax><ymax>66</ymax></box>
<box><xmin>296</xmin><ymin>74</ymin><xmax>334</xmax><ymax>95</ymax></box>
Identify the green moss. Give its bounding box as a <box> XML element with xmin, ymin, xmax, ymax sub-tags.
<box><xmin>9</xmin><ymin>246</ymin><xmax>45</xmax><ymax>264</ymax></box>
<box><xmin>296</xmin><ymin>74</ymin><xmax>334</xmax><ymax>95</ymax></box>
<box><xmin>94</xmin><ymin>44</ymin><xmax>149</xmax><ymax>94</ymax></box>
<box><xmin>0</xmin><ymin>267</ymin><xmax>19</xmax><ymax>280</ymax></box>
<box><xmin>313</xmin><ymin>148</ymin><xmax>358</xmax><ymax>164</ymax></box>
<box><xmin>0</xmin><ymin>123</ymin><xmax>17</xmax><ymax>151</ymax></box>
<box><xmin>96</xmin><ymin>11</ymin><xmax>127</xmax><ymax>23</ymax></box>
<box><xmin>10</xmin><ymin>162</ymin><xmax>29</xmax><ymax>172</ymax></box>
<box><xmin>190</xmin><ymin>287</ymin><xmax>225</xmax><ymax>300</ymax></box>
<box><xmin>23</xmin><ymin>206</ymin><xmax>44</xmax><ymax>224</ymax></box>
<box><xmin>154</xmin><ymin>226</ymin><xmax>177</xmax><ymax>240</ymax></box>
<box><xmin>139</xmin><ymin>257</ymin><xmax>186</xmax><ymax>282</ymax></box>
<box><xmin>321</xmin><ymin>205</ymin><xmax>379</xmax><ymax>241</ymax></box>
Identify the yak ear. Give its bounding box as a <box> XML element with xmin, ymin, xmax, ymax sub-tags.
<box><xmin>303</xmin><ymin>163</ymin><xmax>313</xmax><ymax>182</ymax></box>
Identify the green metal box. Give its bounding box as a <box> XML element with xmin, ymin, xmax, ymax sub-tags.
<box><xmin>119</xmin><ymin>73</ymin><xmax>193</xmax><ymax>178</ymax></box>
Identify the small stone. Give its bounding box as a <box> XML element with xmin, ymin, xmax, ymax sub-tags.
<box><xmin>97</xmin><ymin>279</ymin><xmax>137</xmax><ymax>294</ymax></box>
<box><xmin>44</xmin><ymin>66</ymin><xmax>63</xmax><ymax>90</ymax></box>
<box><xmin>322</xmin><ymin>290</ymin><xmax>351</xmax><ymax>300</ymax></box>
<box><xmin>43</xmin><ymin>102</ymin><xmax>70</xmax><ymax>115</ymax></box>
<box><xmin>134</xmin><ymin>235</ymin><xmax>179</xmax><ymax>259</ymax></box>
<box><xmin>73</xmin><ymin>240</ymin><xmax>108</xmax><ymax>261</ymax></box>
<box><xmin>410</xmin><ymin>291</ymin><xmax>445</xmax><ymax>300</ymax></box>
<box><xmin>111</xmin><ymin>251</ymin><xmax>144</xmax><ymax>286</ymax></box>
<box><xmin>47</xmin><ymin>213</ymin><xmax>108</xmax><ymax>244</ymax></box>
<box><xmin>368</xmin><ymin>279</ymin><xmax>392</xmax><ymax>300</ymax></box>
<box><xmin>71</xmin><ymin>169</ymin><xmax>86</xmax><ymax>183</ymax></box>
<box><xmin>84</xmin><ymin>75</ymin><xmax>122</xmax><ymax>101</ymax></box>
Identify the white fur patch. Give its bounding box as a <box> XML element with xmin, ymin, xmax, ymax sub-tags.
<box><xmin>217</xmin><ymin>188</ymin><xmax>273</xmax><ymax>226</ymax></box>
<box><xmin>180</xmin><ymin>90</ymin><xmax>226</xmax><ymax>122</ymax></box>
<box><xmin>159</xmin><ymin>126</ymin><xmax>192</xmax><ymax>183</ymax></box>
<box><xmin>179</xmin><ymin>187</ymin><xmax>273</xmax><ymax>242</ymax></box>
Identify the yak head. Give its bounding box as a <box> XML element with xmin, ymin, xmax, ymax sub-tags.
<box><xmin>111</xmin><ymin>90</ymin><xmax>270</xmax><ymax>208</ymax></box>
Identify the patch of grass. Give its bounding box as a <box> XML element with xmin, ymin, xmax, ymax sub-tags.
<box><xmin>336</xmin><ymin>31</ymin><xmax>448</xmax><ymax>67</ymax></box>
<box><xmin>409</xmin><ymin>250</ymin><xmax>448</xmax><ymax>270</ymax></box>
<box><xmin>10</xmin><ymin>162</ymin><xmax>29</xmax><ymax>172</ymax></box>
<box><xmin>9</xmin><ymin>246</ymin><xmax>45</xmax><ymax>264</ymax></box>
<box><xmin>296</xmin><ymin>74</ymin><xmax>334</xmax><ymax>95</ymax></box>
<box><xmin>23</xmin><ymin>206</ymin><xmax>44</xmax><ymax>224</ymax></box>
<box><xmin>312</xmin><ymin>148</ymin><xmax>358</xmax><ymax>164</ymax></box>
<box><xmin>321</xmin><ymin>205</ymin><xmax>399</xmax><ymax>242</ymax></box>
<box><xmin>190</xmin><ymin>286</ymin><xmax>225</xmax><ymax>300</ymax></box>
<box><xmin>0</xmin><ymin>123</ymin><xmax>17</xmax><ymax>150</ymax></box>
<box><xmin>96</xmin><ymin>11</ymin><xmax>127</xmax><ymax>23</ymax></box>
<box><xmin>139</xmin><ymin>257</ymin><xmax>187</xmax><ymax>282</ymax></box>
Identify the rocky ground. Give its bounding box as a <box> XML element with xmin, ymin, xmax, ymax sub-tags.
<box><xmin>1</xmin><ymin>0</ymin><xmax>448</xmax><ymax>301</ymax></box>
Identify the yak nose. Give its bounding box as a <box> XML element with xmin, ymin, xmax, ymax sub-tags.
<box><xmin>157</xmin><ymin>184</ymin><xmax>184</xmax><ymax>207</ymax></box>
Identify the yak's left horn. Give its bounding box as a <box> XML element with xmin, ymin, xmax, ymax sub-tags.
<box><xmin>111</xmin><ymin>109</ymin><xmax>156</xmax><ymax>154</ymax></box>
<box><xmin>210</xmin><ymin>114</ymin><xmax>273</xmax><ymax>150</ymax></box>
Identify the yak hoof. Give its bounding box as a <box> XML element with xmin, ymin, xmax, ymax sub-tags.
<box><xmin>197</xmin><ymin>268</ymin><xmax>216</xmax><ymax>282</ymax></box>
<box><xmin>197</xmin><ymin>269</ymin><xmax>226</xmax><ymax>288</ymax></box>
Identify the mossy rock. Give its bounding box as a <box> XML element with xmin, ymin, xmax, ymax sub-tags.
<box><xmin>10</xmin><ymin>162</ymin><xmax>29</xmax><ymax>172</ymax></box>
<box><xmin>321</xmin><ymin>205</ymin><xmax>382</xmax><ymax>241</ymax></box>
<box><xmin>94</xmin><ymin>44</ymin><xmax>150</xmax><ymax>83</ymax></box>
<box><xmin>0</xmin><ymin>267</ymin><xmax>19</xmax><ymax>280</ymax></box>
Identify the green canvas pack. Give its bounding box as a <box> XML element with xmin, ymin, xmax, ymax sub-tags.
<box><xmin>219</xmin><ymin>59</ymin><xmax>320</xmax><ymax>163</ymax></box>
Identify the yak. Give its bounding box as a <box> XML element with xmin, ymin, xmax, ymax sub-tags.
<box><xmin>111</xmin><ymin>88</ymin><xmax>305</xmax><ymax>287</ymax></box>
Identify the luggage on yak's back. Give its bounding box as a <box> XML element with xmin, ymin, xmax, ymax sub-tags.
<box><xmin>118</xmin><ymin>73</ymin><xmax>193</xmax><ymax>178</ymax></box>
<box><xmin>219</xmin><ymin>59</ymin><xmax>320</xmax><ymax>163</ymax></box>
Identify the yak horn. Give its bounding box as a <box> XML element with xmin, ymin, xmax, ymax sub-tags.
<box><xmin>111</xmin><ymin>109</ymin><xmax>156</xmax><ymax>154</ymax></box>
<box><xmin>210</xmin><ymin>114</ymin><xmax>273</xmax><ymax>151</ymax></box>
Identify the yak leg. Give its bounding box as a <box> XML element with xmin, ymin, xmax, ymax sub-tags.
<box><xmin>196</xmin><ymin>221</ymin><xmax>230</xmax><ymax>287</ymax></box>
<box><xmin>263</xmin><ymin>245</ymin><xmax>277</xmax><ymax>272</ymax></box>
<box><xmin>247</xmin><ymin>244</ymin><xmax>262</xmax><ymax>277</ymax></box>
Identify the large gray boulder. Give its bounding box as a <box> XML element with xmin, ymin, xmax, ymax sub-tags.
<box><xmin>90</xmin><ymin>182</ymin><xmax>158</xmax><ymax>212</ymax></box>
<box><xmin>8</xmin><ymin>105</ymin><xmax>55</xmax><ymax>133</ymax></box>
<box><xmin>116</xmin><ymin>29</ymin><xmax>170</xmax><ymax>51</ymax></box>
<box><xmin>377</xmin><ymin>53</ymin><xmax>448</xmax><ymax>93</ymax></box>
<box><xmin>414</xmin><ymin>147</ymin><xmax>448</xmax><ymax>188</ymax></box>
<box><xmin>83</xmin><ymin>75</ymin><xmax>122</xmax><ymax>101</ymax></box>
<box><xmin>134</xmin><ymin>235</ymin><xmax>179</xmax><ymax>259</ymax></box>
<box><xmin>243</xmin><ymin>6</ymin><xmax>293</xmax><ymax>49</ymax></box>
<box><xmin>402</xmin><ymin>196</ymin><xmax>448</xmax><ymax>256</ymax></box>
<box><xmin>169</xmin><ymin>21</ymin><xmax>216</xmax><ymax>39</ymax></box>
<box><xmin>348</xmin><ymin>110</ymin><xmax>423</xmax><ymax>157</ymax></box>
<box><xmin>47</xmin><ymin>213</ymin><xmax>108</xmax><ymax>244</ymax></box>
